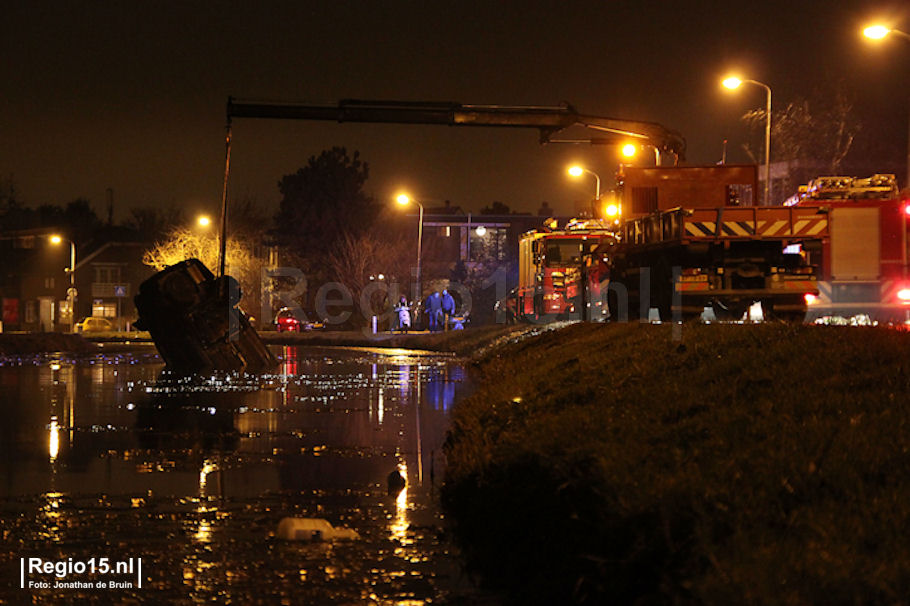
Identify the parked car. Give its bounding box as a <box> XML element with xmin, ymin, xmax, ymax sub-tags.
<box><xmin>274</xmin><ymin>307</ymin><xmax>325</xmax><ymax>332</ymax></box>
<box><xmin>75</xmin><ymin>316</ymin><xmax>114</xmax><ymax>333</ymax></box>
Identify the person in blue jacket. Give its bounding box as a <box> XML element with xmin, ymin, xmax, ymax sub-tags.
<box><xmin>441</xmin><ymin>289</ymin><xmax>456</xmax><ymax>330</ymax></box>
<box><xmin>425</xmin><ymin>291</ymin><xmax>443</xmax><ymax>332</ymax></box>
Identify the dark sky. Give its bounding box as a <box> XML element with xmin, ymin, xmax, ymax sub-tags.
<box><xmin>2</xmin><ymin>0</ymin><xmax>908</xmax><ymax>220</ymax></box>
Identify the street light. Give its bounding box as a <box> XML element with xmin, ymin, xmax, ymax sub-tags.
<box><xmin>863</xmin><ymin>24</ymin><xmax>910</xmax><ymax>42</ymax></box>
<box><xmin>197</xmin><ymin>215</ymin><xmax>212</xmax><ymax>228</ymax></box>
<box><xmin>395</xmin><ymin>193</ymin><xmax>425</xmax><ymax>302</ymax></box>
<box><xmin>723</xmin><ymin>75</ymin><xmax>772</xmax><ymax>205</ymax></box>
<box><xmin>567</xmin><ymin>165</ymin><xmax>601</xmax><ymax>200</ymax></box>
<box><xmin>862</xmin><ymin>24</ymin><xmax>910</xmax><ymax>188</ymax></box>
<box><xmin>620</xmin><ymin>142</ymin><xmax>661</xmax><ymax>165</ymax></box>
<box><xmin>50</xmin><ymin>235</ymin><xmax>76</xmax><ymax>333</ymax></box>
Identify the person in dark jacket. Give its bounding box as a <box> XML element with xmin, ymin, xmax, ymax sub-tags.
<box><xmin>441</xmin><ymin>289</ymin><xmax>456</xmax><ymax>330</ymax></box>
<box><xmin>425</xmin><ymin>291</ymin><xmax>443</xmax><ymax>332</ymax></box>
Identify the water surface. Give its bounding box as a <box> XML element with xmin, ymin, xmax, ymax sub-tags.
<box><xmin>0</xmin><ymin>345</ymin><xmax>489</xmax><ymax>604</ymax></box>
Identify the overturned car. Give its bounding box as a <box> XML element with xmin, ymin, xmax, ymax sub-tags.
<box><xmin>134</xmin><ymin>258</ymin><xmax>276</xmax><ymax>374</ymax></box>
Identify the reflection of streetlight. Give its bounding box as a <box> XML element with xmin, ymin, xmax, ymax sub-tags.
<box><xmin>723</xmin><ymin>75</ymin><xmax>772</xmax><ymax>205</ymax></box>
<box><xmin>862</xmin><ymin>24</ymin><xmax>910</xmax><ymax>187</ymax></box>
<box><xmin>50</xmin><ymin>235</ymin><xmax>76</xmax><ymax>332</ymax></box>
<box><xmin>567</xmin><ymin>165</ymin><xmax>601</xmax><ymax>200</ymax></box>
<box><xmin>395</xmin><ymin>194</ymin><xmax>425</xmax><ymax>301</ymax></box>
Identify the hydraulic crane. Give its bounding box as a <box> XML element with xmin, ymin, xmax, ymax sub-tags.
<box><xmin>216</xmin><ymin>97</ymin><xmax>687</xmax><ymax>275</ymax></box>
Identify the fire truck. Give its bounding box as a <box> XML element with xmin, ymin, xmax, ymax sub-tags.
<box><xmin>794</xmin><ymin>174</ymin><xmax>910</xmax><ymax>324</ymax></box>
<box><xmin>498</xmin><ymin>220</ymin><xmax>616</xmax><ymax>322</ymax></box>
<box><xmin>605</xmin><ymin>165</ymin><xmax>824</xmax><ymax>322</ymax></box>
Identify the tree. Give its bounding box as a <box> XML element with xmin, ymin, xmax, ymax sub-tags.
<box><xmin>272</xmin><ymin>147</ymin><xmax>379</xmax><ymax>271</ymax></box>
<box><xmin>326</xmin><ymin>225</ymin><xmax>414</xmax><ymax>327</ymax></box>
<box><xmin>142</xmin><ymin>226</ymin><xmax>265</xmax><ymax>317</ymax></box>
<box><xmin>741</xmin><ymin>84</ymin><xmax>860</xmax><ymax>199</ymax></box>
<box><xmin>126</xmin><ymin>205</ymin><xmax>186</xmax><ymax>243</ymax></box>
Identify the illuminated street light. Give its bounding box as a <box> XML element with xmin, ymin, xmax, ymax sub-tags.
<box><xmin>862</xmin><ymin>25</ymin><xmax>910</xmax><ymax>41</ymax></box>
<box><xmin>723</xmin><ymin>75</ymin><xmax>772</xmax><ymax>205</ymax></box>
<box><xmin>49</xmin><ymin>235</ymin><xmax>76</xmax><ymax>333</ymax></box>
<box><xmin>567</xmin><ymin>165</ymin><xmax>601</xmax><ymax>200</ymax></box>
<box><xmin>475</xmin><ymin>225</ymin><xmax>487</xmax><ymax>237</ymax></box>
<box><xmin>863</xmin><ymin>25</ymin><xmax>891</xmax><ymax>40</ymax></box>
<box><xmin>621</xmin><ymin>142</ymin><xmax>661</xmax><ymax>165</ymax></box>
<box><xmin>395</xmin><ymin>193</ymin><xmax>425</xmax><ymax>301</ymax></box>
<box><xmin>197</xmin><ymin>215</ymin><xmax>212</xmax><ymax>228</ymax></box>
<box><xmin>861</xmin><ymin>24</ymin><xmax>910</xmax><ymax>188</ymax></box>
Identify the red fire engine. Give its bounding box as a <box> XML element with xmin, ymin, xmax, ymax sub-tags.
<box><xmin>500</xmin><ymin>220</ymin><xmax>616</xmax><ymax>322</ymax></box>
<box><xmin>795</xmin><ymin>174</ymin><xmax>910</xmax><ymax>324</ymax></box>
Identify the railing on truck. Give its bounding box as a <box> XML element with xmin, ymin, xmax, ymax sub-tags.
<box><xmin>623</xmin><ymin>206</ymin><xmax>829</xmax><ymax>245</ymax></box>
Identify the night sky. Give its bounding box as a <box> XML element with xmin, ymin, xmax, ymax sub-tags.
<box><xmin>2</xmin><ymin>1</ymin><xmax>908</xmax><ymax>220</ymax></box>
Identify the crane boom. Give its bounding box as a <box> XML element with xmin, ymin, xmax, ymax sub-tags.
<box><xmin>226</xmin><ymin>97</ymin><xmax>686</xmax><ymax>159</ymax></box>
<box><xmin>215</xmin><ymin>96</ymin><xmax>686</xmax><ymax>277</ymax></box>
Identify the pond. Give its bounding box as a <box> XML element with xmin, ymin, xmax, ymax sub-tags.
<box><xmin>0</xmin><ymin>345</ymin><xmax>492</xmax><ymax>604</ymax></box>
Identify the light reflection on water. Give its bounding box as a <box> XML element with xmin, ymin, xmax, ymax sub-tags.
<box><xmin>0</xmin><ymin>345</ymin><xmax>483</xmax><ymax>603</ymax></box>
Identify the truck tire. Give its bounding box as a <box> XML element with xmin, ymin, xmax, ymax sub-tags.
<box><xmin>712</xmin><ymin>298</ymin><xmax>748</xmax><ymax>322</ymax></box>
<box><xmin>761</xmin><ymin>298</ymin><xmax>806</xmax><ymax>323</ymax></box>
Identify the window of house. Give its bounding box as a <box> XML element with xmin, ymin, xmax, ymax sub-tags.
<box><xmin>92</xmin><ymin>301</ymin><xmax>117</xmax><ymax>318</ymax></box>
<box><xmin>94</xmin><ymin>265</ymin><xmax>121</xmax><ymax>284</ymax></box>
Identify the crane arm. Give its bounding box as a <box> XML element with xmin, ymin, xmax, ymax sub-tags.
<box><xmin>226</xmin><ymin>97</ymin><xmax>686</xmax><ymax>160</ymax></box>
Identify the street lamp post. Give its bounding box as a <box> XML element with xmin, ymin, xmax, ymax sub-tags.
<box><xmin>50</xmin><ymin>235</ymin><xmax>76</xmax><ymax>333</ymax></box>
<box><xmin>723</xmin><ymin>76</ymin><xmax>773</xmax><ymax>205</ymax></box>
<box><xmin>863</xmin><ymin>25</ymin><xmax>910</xmax><ymax>189</ymax></box>
<box><xmin>621</xmin><ymin>143</ymin><xmax>660</xmax><ymax>165</ymax></box>
<box><xmin>396</xmin><ymin>194</ymin><xmax>425</xmax><ymax>303</ymax></box>
<box><xmin>568</xmin><ymin>165</ymin><xmax>601</xmax><ymax>201</ymax></box>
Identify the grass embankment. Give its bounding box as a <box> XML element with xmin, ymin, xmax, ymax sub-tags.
<box><xmin>0</xmin><ymin>332</ymin><xmax>95</xmax><ymax>356</ymax></box>
<box><xmin>442</xmin><ymin>323</ymin><xmax>910</xmax><ymax>605</ymax></box>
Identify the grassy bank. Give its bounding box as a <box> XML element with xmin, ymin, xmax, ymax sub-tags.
<box><xmin>442</xmin><ymin>323</ymin><xmax>910</xmax><ymax>605</ymax></box>
<box><xmin>0</xmin><ymin>332</ymin><xmax>95</xmax><ymax>356</ymax></box>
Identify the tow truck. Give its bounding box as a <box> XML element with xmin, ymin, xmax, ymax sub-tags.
<box><xmin>605</xmin><ymin>165</ymin><xmax>824</xmax><ymax>322</ymax></box>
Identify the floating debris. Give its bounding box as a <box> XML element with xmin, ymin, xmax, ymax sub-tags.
<box><xmin>276</xmin><ymin>517</ymin><xmax>360</xmax><ymax>541</ymax></box>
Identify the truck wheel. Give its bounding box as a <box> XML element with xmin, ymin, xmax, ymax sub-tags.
<box><xmin>712</xmin><ymin>299</ymin><xmax>748</xmax><ymax>322</ymax></box>
<box><xmin>761</xmin><ymin>299</ymin><xmax>806</xmax><ymax>323</ymax></box>
<box><xmin>654</xmin><ymin>261</ymin><xmax>674</xmax><ymax>322</ymax></box>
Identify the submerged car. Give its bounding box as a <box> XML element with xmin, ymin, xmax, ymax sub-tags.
<box><xmin>133</xmin><ymin>258</ymin><xmax>276</xmax><ymax>374</ymax></box>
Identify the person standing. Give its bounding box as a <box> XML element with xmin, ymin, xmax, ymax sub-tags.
<box><xmin>441</xmin><ymin>289</ymin><xmax>456</xmax><ymax>331</ymax></box>
<box><xmin>426</xmin><ymin>290</ymin><xmax>443</xmax><ymax>332</ymax></box>
<box><xmin>395</xmin><ymin>296</ymin><xmax>411</xmax><ymax>332</ymax></box>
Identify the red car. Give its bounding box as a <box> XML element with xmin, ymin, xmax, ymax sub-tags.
<box><xmin>274</xmin><ymin>307</ymin><xmax>324</xmax><ymax>332</ymax></box>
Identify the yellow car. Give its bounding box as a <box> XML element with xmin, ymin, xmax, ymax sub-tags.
<box><xmin>75</xmin><ymin>317</ymin><xmax>114</xmax><ymax>333</ymax></box>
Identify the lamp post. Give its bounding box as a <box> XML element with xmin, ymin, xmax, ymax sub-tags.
<box><xmin>396</xmin><ymin>194</ymin><xmax>425</xmax><ymax>303</ymax></box>
<box><xmin>568</xmin><ymin>165</ymin><xmax>601</xmax><ymax>201</ymax></box>
<box><xmin>621</xmin><ymin>143</ymin><xmax>660</xmax><ymax>165</ymax></box>
<box><xmin>50</xmin><ymin>235</ymin><xmax>76</xmax><ymax>333</ymax></box>
<box><xmin>197</xmin><ymin>214</ymin><xmax>212</xmax><ymax>228</ymax></box>
<box><xmin>723</xmin><ymin>76</ymin><xmax>772</xmax><ymax>205</ymax></box>
<box><xmin>862</xmin><ymin>24</ymin><xmax>910</xmax><ymax>189</ymax></box>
